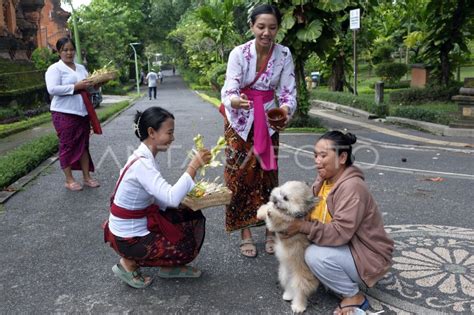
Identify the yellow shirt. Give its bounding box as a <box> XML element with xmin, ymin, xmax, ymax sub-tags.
<box><xmin>310</xmin><ymin>180</ymin><xmax>334</xmax><ymax>223</ymax></box>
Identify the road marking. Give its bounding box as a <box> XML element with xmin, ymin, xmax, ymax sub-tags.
<box><xmin>280</xmin><ymin>143</ymin><xmax>474</xmax><ymax>180</ymax></box>
<box><xmin>310</xmin><ymin>109</ymin><xmax>473</xmax><ymax>148</ymax></box>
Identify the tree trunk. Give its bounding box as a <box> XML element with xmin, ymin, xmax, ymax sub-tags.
<box><xmin>329</xmin><ymin>52</ymin><xmax>345</xmax><ymax>91</ymax></box>
<box><xmin>294</xmin><ymin>56</ymin><xmax>309</xmax><ymax>117</ymax></box>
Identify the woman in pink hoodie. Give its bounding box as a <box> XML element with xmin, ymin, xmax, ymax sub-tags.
<box><xmin>284</xmin><ymin>131</ymin><xmax>394</xmax><ymax>315</ymax></box>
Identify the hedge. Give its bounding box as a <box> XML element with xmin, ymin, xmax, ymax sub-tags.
<box><xmin>390</xmin><ymin>83</ymin><xmax>462</xmax><ymax>104</ymax></box>
<box><xmin>312</xmin><ymin>90</ymin><xmax>389</xmax><ymax>116</ymax></box>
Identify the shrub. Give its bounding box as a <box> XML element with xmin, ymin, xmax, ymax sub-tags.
<box><xmin>391</xmin><ymin>106</ymin><xmax>451</xmax><ymax>125</ymax></box>
<box><xmin>375</xmin><ymin>62</ymin><xmax>407</xmax><ymax>84</ymax></box>
<box><xmin>31</xmin><ymin>48</ymin><xmax>57</xmax><ymax>70</ymax></box>
<box><xmin>288</xmin><ymin>115</ymin><xmax>324</xmax><ymax>129</ymax></box>
<box><xmin>372</xmin><ymin>45</ymin><xmax>393</xmax><ymax>64</ymax></box>
<box><xmin>207</xmin><ymin>63</ymin><xmax>227</xmax><ymax>91</ymax></box>
<box><xmin>390</xmin><ymin>83</ymin><xmax>462</xmax><ymax>104</ymax></box>
<box><xmin>312</xmin><ymin>91</ymin><xmax>389</xmax><ymax>117</ymax></box>
<box><xmin>369</xmin><ymin>80</ymin><xmax>410</xmax><ymax>90</ymax></box>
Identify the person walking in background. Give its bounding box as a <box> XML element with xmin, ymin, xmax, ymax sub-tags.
<box><xmin>45</xmin><ymin>37</ymin><xmax>101</xmax><ymax>191</ymax></box>
<box><xmin>283</xmin><ymin>131</ymin><xmax>394</xmax><ymax>315</ymax></box>
<box><xmin>158</xmin><ymin>69</ymin><xmax>163</xmax><ymax>84</ymax></box>
<box><xmin>103</xmin><ymin>107</ymin><xmax>212</xmax><ymax>288</ymax></box>
<box><xmin>140</xmin><ymin>69</ymin><xmax>145</xmax><ymax>85</ymax></box>
<box><xmin>220</xmin><ymin>4</ymin><xmax>297</xmax><ymax>257</ymax></box>
<box><xmin>146</xmin><ymin>70</ymin><xmax>158</xmax><ymax>100</ymax></box>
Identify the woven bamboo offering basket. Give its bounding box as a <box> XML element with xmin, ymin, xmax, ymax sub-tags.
<box><xmin>86</xmin><ymin>71</ymin><xmax>118</xmax><ymax>85</ymax></box>
<box><xmin>182</xmin><ymin>187</ymin><xmax>232</xmax><ymax>211</ymax></box>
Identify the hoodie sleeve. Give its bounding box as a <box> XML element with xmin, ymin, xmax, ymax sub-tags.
<box><xmin>300</xmin><ymin>178</ymin><xmax>368</xmax><ymax>246</ymax></box>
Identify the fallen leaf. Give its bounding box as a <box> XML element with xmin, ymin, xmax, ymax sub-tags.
<box><xmin>424</xmin><ymin>177</ymin><xmax>445</xmax><ymax>182</ymax></box>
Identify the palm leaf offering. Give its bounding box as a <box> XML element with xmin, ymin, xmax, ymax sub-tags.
<box><xmin>184</xmin><ymin>135</ymin><xmax>231</xmax><ymax>210</ymax></box>
<box><xmin>86</xmin><ymin>66</ymin><xmax>118</xmax><ymax>85</ymax></box>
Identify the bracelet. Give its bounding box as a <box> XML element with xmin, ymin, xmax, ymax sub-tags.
<box><xmin>188</xmin><ymin>164</ymin><xmax>198</xmax><ymax>172</ymax></box>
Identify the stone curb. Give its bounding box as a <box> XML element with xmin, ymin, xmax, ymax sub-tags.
<box><xmin>0</xmin><ymin>98</ymin><xmax>137</xmax><ymax>204</ymax></box>
<box><xmin>311</xmin><ymin>99</ymin><xmax>474</xmax><ymax>138</ymax></box>
<box><xmin>385</xmin><ymin>116</ymin><xmax>474</xmax><ymax>138</ymax></box>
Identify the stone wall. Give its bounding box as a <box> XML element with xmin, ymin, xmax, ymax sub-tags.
<box><xmin>0</xmin><ymin>0</ymin><xmax>69</xmax><ymax>60</ymax></box>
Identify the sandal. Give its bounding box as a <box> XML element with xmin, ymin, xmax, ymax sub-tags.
<box><xmin>112</xmin><ymin>263</ymin><xmax>153</xmax><ymax>289</ymax></box>
<box><xmin>157</xmin><ymin>266</ymin><xmax>202</xmax><ymax>278</ymax></box>
<box><xmin>265</xmin><ymin>234</ymin><xmax>276</xmax><ymax>255</ymax></box>
<box><xmin>65</xmin><ymin>181</ymin><xmax>82</xmax><ymax>191</ymax></box>
<box><xmin>240</xmin><ymin>238</ymin><xmax>257</xmax><ymax>258</ymax></box>
<box><xmin>336</xmin><ymin>297</ymin><xmax>370</xmax><ymax>315</ymax></box>
<box><xmin>83</xmin><ymin>178</ymin><xmax>100</xmax><ymax>188</ymax></box>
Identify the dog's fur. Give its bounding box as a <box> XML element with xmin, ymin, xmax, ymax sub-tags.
<box><xmin>257</xmin><ymin>181</ymin><xmax>320</xmax><ymax>313</ymax></box>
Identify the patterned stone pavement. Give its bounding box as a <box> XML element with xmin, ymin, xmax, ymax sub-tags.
<box><xmin>366</xmin><ymin>225</ymin><xmax>473</xmax><ymax>314</ymax></box>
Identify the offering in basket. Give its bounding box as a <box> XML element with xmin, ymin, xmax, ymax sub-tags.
<box><xmin>86</xmin><ymin>67</ymin><xmax>118</xmax><ymax>85</ymax></box>
<box><xmin>183</xmin><ymin>179</ymin><xmax>232</xmax><ymax>211</ymax></box>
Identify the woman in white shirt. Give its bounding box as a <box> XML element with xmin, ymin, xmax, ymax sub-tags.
<box><xmin>103</xmin><ymin>106</ymin><xmax>211</xmax><ymax>288</ymax></box>
<box><xmin>45</xmin><ymin>37</ymin><xmax>99</xmax><ymax>191</ymax></box>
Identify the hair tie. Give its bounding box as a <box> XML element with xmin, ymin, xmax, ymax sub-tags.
<box><xmin>134</xmin><ymin>114</ymin><xmax>142</xmax><ymax>138</ymax></box>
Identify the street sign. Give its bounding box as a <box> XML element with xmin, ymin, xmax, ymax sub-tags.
<box><xmin>350</xmin><ymin>9</ymin><xmax>360</xmax><ymax>30</ymax></box>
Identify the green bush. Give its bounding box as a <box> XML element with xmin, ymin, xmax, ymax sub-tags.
<box><xmin>0</xmin><ymin>133</ymin><xmax>58</xmax><ymax>189</ymax></box>
<box><xmin>288</xmin><ymin>115</ymin><xmax>324</xmax><ymax>129</ymax></box>
<box><xmin>370</xmin><ymin>80</ymin><xmax>410</xmax><ymax>90</ymax></box>
<box><xmin>390</xmin><ymin>83</ymin><xmax>462</xmax><ymax>104</ymax></box>
<box><xmin>372</xmin><ymin>45</ymin><xmax>393</xmax><ymax>64</ymax></box>
<box><xmin>207</xmin><ymin>63</ymin><xmax>227</xmax><ymax>91</ymax></box>
<box><xmin>375</xmin><ymin>62</ymin><xmax>407</xmax><ymax>83</ymax></box>
<box><xmin>391</xmin><ymin>106</ymin><xmax>451</xmax><ymax>125</ymax></box>
<box><xmin>31</xmin><ymin>48</ymin><xmax>57</xmax><ymax>70</ymax></box>
<box><xmin>312</xmin><ymin>91</ymin><xmax>389</xmax><ymax>117</ymax></box>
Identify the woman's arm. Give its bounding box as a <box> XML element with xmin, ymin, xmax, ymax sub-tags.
<box><xmin>276</xmin><ymin>47</ymin><xmax>297</xmax><ymax>116</ymax></box>
<box><xmin>45</xmin><ymin>65</ymin><xmax>75</xmax><ymax>96</ymax></box>
<box><xmin>221</xmin><ymin>48</ymin><xmax>251</xmax><ymax>110</ymax></box>
<box><xmin>136</xmin><ymin>160</ymin><xmax>194</xmax><ymax>209</ymax></box>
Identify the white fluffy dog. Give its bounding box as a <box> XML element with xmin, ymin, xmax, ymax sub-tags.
<box><xmin>257</xmin><ymin>181</ymin><xmax>320</xmax><ymax>314</ymax></box>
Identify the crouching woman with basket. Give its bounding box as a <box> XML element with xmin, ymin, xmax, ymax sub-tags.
<box><xmin>103</xmin><ymin>107</ymin><xmax>211</xmax><ymax>288</ymax></box>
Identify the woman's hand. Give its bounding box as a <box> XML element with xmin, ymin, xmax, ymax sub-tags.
<box><xmin>280</xmin><ymin>219</ymin><xmax>304</xmax><ymax>239</ymax></box>
<box><xmin>187</xmin><ymin>149</ymin><xmax>212</xmax><ymax>178</ymax></box>
<box><xmin>74</xmin><ymin>79</ymin><xmax>92</xmax><ymax>92</ymax></box>
<box><xmin>230</xmin><ymin>94</ymin><xmax>253</xmax><ymax>110</ymax></box>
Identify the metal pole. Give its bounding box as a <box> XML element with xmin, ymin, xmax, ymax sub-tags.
<box><xmin>130</xmin><ymin>44</ymin><xmax>140</xmax><ymax>95</ymax></box>
<box><xmin>353</xmin><ymin>29</ymin><xmax>357</xmax><ymax>95</ymax></box>
<box><xmin>68</xmin><ymin>1</ymin><xmax>82</xmax><ymax>64</ymax></box>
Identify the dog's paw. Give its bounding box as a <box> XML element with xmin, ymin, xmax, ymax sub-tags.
<box><xmin>256</xmin><ymin>203</ymin><xmax>271</xmax><ymax>220</ymax></box>
<box><xmin>291</xmin><ymin>302</ymin><xmax>306</xmax><ymax>314</ymax></box>
<box><xmin>282</xmin><ymin>291</ymin><xmax>293</xmax><ymax>301</ymax></box>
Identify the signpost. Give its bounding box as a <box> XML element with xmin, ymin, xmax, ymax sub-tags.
<box><xmin>350</xmin><ymin>9</ymin><xmax>360</xmax><ymax>95</ymax></box>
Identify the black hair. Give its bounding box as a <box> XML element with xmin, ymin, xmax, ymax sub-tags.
<box><xmin>56</xmin><ymin>37</ymin><xmax>75</xmax><ymax>52</ymax></box>
<box><xmin>318</xmin><ymin>131</ymin><xmax>357</xmax><ymax>166</ymax></box>
<box><xmin>134</xmin><ymin>107</ymin><xmax>174</xmax><ymax>141</ymax></box>
<box><xmin>250</xmin><ymin>4</ymin><xmax>282</xmax><ymax>26</ymax></box>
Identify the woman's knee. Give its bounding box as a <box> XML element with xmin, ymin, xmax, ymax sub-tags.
<box><xmin>304</xmin><ymin>244</ymin><xmax>324</xmax><ymax>272</ymax></box>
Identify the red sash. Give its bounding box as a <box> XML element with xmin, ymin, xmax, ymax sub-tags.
<box><xmin>110</xmin><ymin>203</ymin><xmax>183</xmax><ymax>244</ymax></box>
<box><xmin>241</xmin><ymin>88</ymin><xmax>277</xmax><ymax>170</ymax></box>
<box><xmin>103</xmin><ymin>156</ymin><xmax>184</xmax><ymax>245</ymax></box>
<box><xmin>80</xmin><ymin>91</ymin><xmax>102</xmax><ymax>134</ymax></box>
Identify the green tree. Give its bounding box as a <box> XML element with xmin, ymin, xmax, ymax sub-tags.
<box><xmin>262</xmin><ymin>0</ymin><xmax>351</xmax><ymax>116</ymax></box>
<box><xmin>421</xmin><ymin>0</ymin><xmax>474</xmax><ymax>85</ymax></box>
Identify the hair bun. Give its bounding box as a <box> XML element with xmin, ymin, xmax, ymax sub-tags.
<box><xmin>345</xmin><ymin>132</ymin><xmax>357</xmax><ymax>145</ymax></box>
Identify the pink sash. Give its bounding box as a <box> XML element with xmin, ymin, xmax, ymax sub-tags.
<box><xmin>241</xmin><ymin>88</ymin><xmax>277</xmax><ymax>171</ymax></box>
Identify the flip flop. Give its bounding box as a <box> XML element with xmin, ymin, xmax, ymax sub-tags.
<box><xmin>83</xmin><ymin>178</ymin><xmax>100</xmax><ymax>188</ymax></box>
<box><xmin>265</xmin><ymin>234</ymin><xmax>276</xmax><ymax>255</ymax></box>
<box><xmin>157</xmin><ymin>266</ymin><xmax>202</xmax><ymax>278</ymax></box>
<box><xmin>112</xmin><ymin>264</ymin><xmax>153</xmax><ymax>289</ymax></box>
<box><xmin>65</xmin><ymin>181</ymin><xmax>82</xmax><ymax>191</ymax></box>
<box><xmin>337</xmin><ymin>297</ymin><xmax>370</xmax><ymax>314</ymax></box>
<box><xmin>240</xmin><ymin>237</ymin><xmax>257</xmax><ymax>258</ymax></box>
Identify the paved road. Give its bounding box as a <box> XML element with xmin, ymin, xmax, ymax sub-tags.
<box><xmin>1</xmin><ymin>72</ymin><xmax>473</xmax><ymax>314</ymax></box>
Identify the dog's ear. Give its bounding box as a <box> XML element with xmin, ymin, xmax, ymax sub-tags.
<box><xmin>305</xmin><ymin>195</ymin><xmax>319</xmax><ymax>211</ymax></box>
